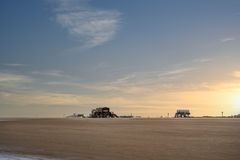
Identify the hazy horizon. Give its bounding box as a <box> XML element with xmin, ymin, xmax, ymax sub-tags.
<box><xmin>1</xmin><ymin>0</ymin><xmax>240</xmax><ymax>117</ymax></box>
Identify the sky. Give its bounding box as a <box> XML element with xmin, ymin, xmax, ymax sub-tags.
<box><xmin>0</xmin><ymin>0</ymin><xmax>240</xmax><ymax>117</ymax></box>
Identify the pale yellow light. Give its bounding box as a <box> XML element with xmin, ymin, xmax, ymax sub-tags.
<box><xmin>231</xmin><ymin>92</ymin><xmax>240</xmax><ymax>114</ymax></box>
<box><xmin>233</xmin><ymin>95</ymin><xmax>240</xmax><ymax>109</ymax></box>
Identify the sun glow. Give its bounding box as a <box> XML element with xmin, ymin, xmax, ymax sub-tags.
<box><xmin>233</xmin><ymin>95</ymin><xmax>240</xmax><ymax>109</ymax></box>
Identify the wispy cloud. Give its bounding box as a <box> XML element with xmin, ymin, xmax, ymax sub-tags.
<box><xmin>113</xmin><ymin>74</ymin><xmax>136</xmax><ymax>84</ymax></box>
<box><xmin>32</xmin><ymin>70</ymin><xmax>65</xmax><ymax>77</ymax></box>
<box><xmin>2</xmin><ymin>63</ymin><xmax>28</xmax><ymax>67</ymax></box>
<box><xmin>193</xmin><ymin>58</ymin><xmax>212</xmax><ymax>63</ymax></box>
<box><xmin>220</xmin><ymin>37</ymin><xmax>235</xmax><ymax>43</ymax></box>
<box><xmin>50</xmin><ymin>0</ymin><xmax>121</xmax><ymax>48</ymax></box>
<box><xmin>45</xmin><ymin>65</ymin><xmax>198</xmax><ymax>96</ymax></box>
<box><xmin>0</xmin><ymin>73</ymin><xmax>32</xmax><ymax>83</ymax></box>
<box><xmin>158</xmin><ymin>67</ymin><xmax>195</xmax><ymax>78</ymax></box>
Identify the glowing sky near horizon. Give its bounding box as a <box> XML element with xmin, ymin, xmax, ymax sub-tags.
<box><xmin>0</xmin><ymin>0</ymin><xmax>240</xmax><ymax>117</ymax></box>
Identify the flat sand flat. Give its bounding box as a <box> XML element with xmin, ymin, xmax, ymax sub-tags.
<box><xmin>0</xmin><ymin>118</ymin><xmax>240</xmax><ymax>160</ymax></box>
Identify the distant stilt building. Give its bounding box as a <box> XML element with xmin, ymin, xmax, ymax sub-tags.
<box><xmin>90</xmin><ymin>107</ymin><xmax>118</xmax><ymax>118</ymax></box>
<box><xmin>175</xmin><ymin>109</ymin><xmax>191</xmax><ymax>118</ymax></box>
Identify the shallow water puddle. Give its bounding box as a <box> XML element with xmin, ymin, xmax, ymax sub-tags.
<box><xmin>0</xmin><ymin>154</ymin><xmax>51</xmax><ymax>160</ymax></box>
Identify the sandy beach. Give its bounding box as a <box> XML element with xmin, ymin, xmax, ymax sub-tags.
<box><xmin>0</xmin><ymin>118</ymin><xmax>240</xmax><ymax>160</ymax></box>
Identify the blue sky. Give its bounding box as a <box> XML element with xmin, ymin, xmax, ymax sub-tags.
<box><xmin>1</xmin><ymin>0</ymin><xmax>240</xmax><ymax>117</ymax></box>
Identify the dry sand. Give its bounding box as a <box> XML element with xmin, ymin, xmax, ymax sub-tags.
<box><xmin>0</xmin><ymin>118</ymin><xmax>240</xmax><ymax>160</ymax></box>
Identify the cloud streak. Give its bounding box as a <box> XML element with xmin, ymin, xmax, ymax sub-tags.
<box><xmin>193</xmin><ymin>58</ymin><xmax>212</xmax><ymax>63</ymax></box>
<box><xmin>0</xmin><ymin>73</ymin><xmax>32</xmax><ymax>83</ymax></box>
<box><xmin>2</xmin><ymin>63</ymin><xmax>28</xmax><ymax>67</ymax></box>
<box><xmin>220</xmin><ymin>37</ymin><xmax>235</xmax><ymax>43</ymax></box>
<box><xmin>32</xmin><ymin>70</ymin><xmax>65</xmax><ymax>77</ymax></box>
<box><xmin>158</xmin><ymin>67</ymin><xmax>195</xmax><ymax>78</ymax></box>
<box><xmin>51</xmin><ymin>0</ymin><xmax>121</xmax><ymax>48</ymax></box>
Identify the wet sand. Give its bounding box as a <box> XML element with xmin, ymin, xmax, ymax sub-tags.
<box><xmin>0</xmin><ymin>118</ymin><xmax>240</xmax><ymax>160</ymax></box>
